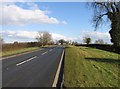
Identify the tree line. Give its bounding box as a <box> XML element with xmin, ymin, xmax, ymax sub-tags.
<box><xmin>0</xmin><ymin>30</ymin><xmax>118</xmax><ymax>53</ymax></box>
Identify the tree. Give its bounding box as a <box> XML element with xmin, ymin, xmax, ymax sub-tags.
<box><xmin>58</xmin><ymin>39</ymin><xmax>65</xmax><ymax>45</ymax></box>
<box><xmin>83</xmin><ymin>36</ymin><xmax>91</xmax><ymax>45</ymax></box>
<box><xmin>0</xmin><ymin>37</ymin><xmax>4</xmax><ymax>51</ymax></box>
<box><xmin>95</xmin><ymin>39</ymin><xmax>104</xmax><ymax>44</ymax></box>
<box><xmin>36</xmin><ymin>31</ymin><xmax>52</xmax><ymax>46</ymax></box>
<box><xmin>0</xmin><ymin>37</ymin><xmax>4</xmax><ymax>45</ymax></box>
<box><xmin>72</xmin><ymin>41</ymin><xmax>78</xmax><ymax>45</ymax></box>
<box><xmin>14</xmin><ymin>41</ymin><xmax>19</xmax><ymax>44</ymax></box>
<box><xmin>89</xmin><ymin>1</ymin><xmax>120</xmax><ymax>46</ymax></box>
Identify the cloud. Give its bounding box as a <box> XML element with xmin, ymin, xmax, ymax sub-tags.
<box><xmin>1</xmin><ymin>30</ymin><xmax>111</xmax><ymax>43</ymax></box>
<box><xmin>0</xmin><ymin>3</ymin><xmax>66</xmax><ymax>25</ymax></box>
<box><xmin>1</xmin><ymin>30</ymin><xmax>77</xmax><ymax>42</ymax></box>
<box><xmin>1</xmin><ymin>30</ymin><xmax>37</xmax><ymax>39</ymax></box>
<box><xmin>62</xmin><ymin>21</ymin><xmax>67</xmax><ymax>25</ymax></box>
<box><xmin>25</xmin><ymin>2</ymin><xmax>39</xmax><ymax>10</ymax></box>
<box><xmin>79</xmin><ymin>31</ymin><xmax>111</xmax><ymax>43</ymax></box>
<box><xmin>51</xmin><ymin>33</ymin><xmax>76</xmax><ymax>41</ymax></box>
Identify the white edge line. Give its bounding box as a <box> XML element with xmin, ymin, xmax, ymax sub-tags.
<box><xmin>16</xmin><ymin>56</ymin><xmax>37</xmax><ymax>66</ymax></box>
<box><xmin>52</xmin><ymin>50</ymin><xmax>64</xmax><ymax>87</ymax></box>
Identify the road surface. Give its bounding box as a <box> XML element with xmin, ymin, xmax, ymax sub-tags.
<box><xmin>2</xmin><ymin>46</ymin><xmax>64</xmax><ymax>87</ymax></box>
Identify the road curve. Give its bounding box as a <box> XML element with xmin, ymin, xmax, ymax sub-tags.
<box><xmin>2</xmin><ymin>46</ymin><xmax>64</xmax><ymax>87</ymax></box>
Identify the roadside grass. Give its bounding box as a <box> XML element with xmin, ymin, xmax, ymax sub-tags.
<box><xmin>0</xmin><ymin>47</ymin><xmax>40</xmax><ymax>57</ymax></box>
<box><xmin>64</xmin><ymin>46</ymin><xmax>119</xmax><ymax>87</ymax></box>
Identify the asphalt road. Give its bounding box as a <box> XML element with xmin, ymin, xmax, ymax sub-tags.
<box><xmin>2</xmin><ymin>46</ymin><xmax>64</xmax><ymax>87</ymax></box>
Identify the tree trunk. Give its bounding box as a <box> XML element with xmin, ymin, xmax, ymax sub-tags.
<box><xmin>109</xmin><ymin>12</ymin><xmax>120</xmax><ymax>46</ymax></box>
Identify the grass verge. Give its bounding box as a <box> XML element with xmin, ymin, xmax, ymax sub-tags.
<box><xmin>64</xmin><ymin>46</ymin><xmax>119</xmax><ymax>87</ymax></box>
<box><xmin>0</xmin><ymin>47</ymin><xmax>40</xmax><ymax>57</ymax></box>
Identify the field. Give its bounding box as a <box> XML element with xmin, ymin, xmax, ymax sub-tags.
<box><xmin>64</xmin><ymin>46</ymin><xmax>119</xmax><ymax>87</ymax></box>
<box><xmin>0</xmin><ymin>47</ymin><xmax>40</xmax><ymax>57</ymax></box>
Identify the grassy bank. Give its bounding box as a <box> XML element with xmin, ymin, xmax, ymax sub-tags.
<box><xmin>0</xmin><ymin>47</ymin><xmax>40</xmax><ymax>57</ymax></box>
<box><xmin>64</xmin><ymin>46</ymin><xmax>119</xmax><ymax>87</ymax></box>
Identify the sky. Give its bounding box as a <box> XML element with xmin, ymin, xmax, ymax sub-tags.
<box><xmin>0</xmin><ymin>1</ymin><xmax>112</xmax><ymax>44</ymax></box>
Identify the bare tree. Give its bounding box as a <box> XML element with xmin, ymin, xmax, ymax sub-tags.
<box><xmin>83</xmin><ymin>36</ymin><xmax>91</xmax><ymax>45</ymax></box>
<box><xmin>36</xmin><ymin>31</ymin><xmax>52</xmax><ymax>46</ymax></box>
<box><xmin>89</xmin><ymin>1</ymin><xmax>120</xmax><ymax>46</ymax></box>
<box><xmin>0</xmin><ymin>37</ymin><xmax>4</xmax><ymax>52</ymax></box>
<box><xmin>95</xmin><ymin>39</ymin><xmax>104</xmax><ymax>44</ymax></box>
<box><xmin>72</xmin><ymin>41</ymin><xmax>78</xmax><ymax>45</ymax></box>
<box><xmin>0</xmin><ymin>37</ymin><xmax>4</xmax><ymax>45</ymax></box>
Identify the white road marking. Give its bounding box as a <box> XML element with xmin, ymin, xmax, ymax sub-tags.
<box><xmin>52</xmin><ymin>50</ymin><xmax>64</xmax><ymax>87</ymax></box>
<box><xmin>41</xmin><ymin>51</ymin><xmax>48</xmax><ymax>55</ymax></box>
<box><xmin>49</xmin><ymin>49</ymin><xmax>53</xmax><ymax>51</ymax></box>
<box><xmin>16</xmin><ymin>56</ymin><xmax>37</xmax><ymax>66</ymax></box>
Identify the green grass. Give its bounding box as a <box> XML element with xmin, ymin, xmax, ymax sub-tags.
<box><xmin>0</xmin><ymin>47</ymin><xmax>40</xmax><ymax>57</ymax></box>
<box><xmin>64</xmin><ymin>46</ymin><xmax>119</xmax><ymax>87</ymax></box>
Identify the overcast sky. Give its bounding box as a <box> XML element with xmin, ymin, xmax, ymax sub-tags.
<box><xmin>0</xmin><ymin>1</ymin><xmax>112</xmax><ymax>43</ymax></box>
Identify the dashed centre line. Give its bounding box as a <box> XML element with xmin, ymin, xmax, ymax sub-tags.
<box><xmin>41</xmin><ymin>51</ymin><xmax>48</xmax><ymax>55</ymax></box>
<box><xmin>16</xmin><ymin>56</ymin><xmax>37</xmax><ymax>66</ymax></box>
<box><xmin>49</xmin><ymin>49</ymin><xmax>53</xmax><ymax>51</ymax></box>
<box><xmin>16</xmin><ymin>49</ymin><xmax>53</xmax><ymax>66</ymax></box>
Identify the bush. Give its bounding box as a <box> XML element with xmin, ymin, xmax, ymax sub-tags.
<box><xmin>75</xmin><ymin>44</ymin><xmax>120</xmax><ymax>54</ymax></box>
<box><xmin>2</xmin><ymin>42</ymin><xmax>41</xmax><ymax>52</ymax></box>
